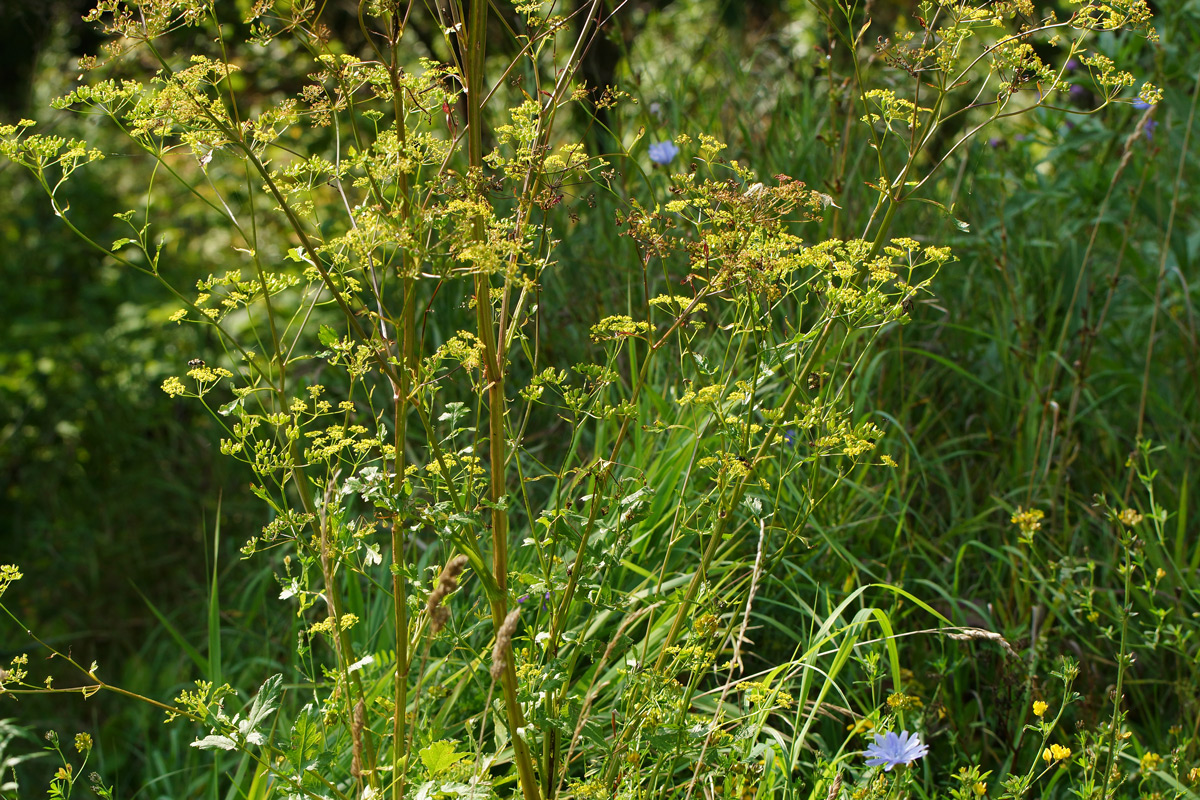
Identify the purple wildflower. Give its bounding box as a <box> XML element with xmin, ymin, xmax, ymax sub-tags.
<box><xmin>648</xmin><ymin>140</ymin><xmax>679</xmax><ymax>166</ymax></box>
<box><xmin>1143</xmin><ymin>119</ymin><xmax>1158</xmax><ymax>141</ymax></box>
<box><xmin>1132</xmin><ymin>99</ymin><xmax>1154</xmax><ymax>110</ymax></box>
<box><xmin>1065</xmin><ymin>58</ymin><xmax>1080</xmax><ymax>71</ymax></box>
<box><xmin>864</xmin><ymin>731</ymin><xmax>929</xmax><ymax>771</ymax></box>
<box><xmin>988</xmin><ymin>137</ymin><xmax>1004</xmax><ymax>149</ymax></box>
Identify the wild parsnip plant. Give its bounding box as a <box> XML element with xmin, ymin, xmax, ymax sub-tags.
<box><xmin>0</xmin><ymin>1</ymin><xmax>1172</xmax><ymax>800</ymax></box>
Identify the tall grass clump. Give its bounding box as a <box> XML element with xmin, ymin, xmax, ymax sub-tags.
<box><xmin>1</xmin><ymin>2</ymin><xmax>1182</xmax><ymax>800</ymax></box>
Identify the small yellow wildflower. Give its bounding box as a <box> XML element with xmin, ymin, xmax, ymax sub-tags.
<box><xmin>1011</xmin><ymin>506</ymin><xmax>1044</xmax><ymax>538</ymax></box>
<box><xmin>1033</xmin><ymin>700</ymin><xmax>1048</xmax><ymax>717</ymax></box>
<box><xmin>973</xmin><ymin>782</ymin><xmax>987</xmax><ymax>796</ymax></box>
<box><xmin>1141</xmin><ymin>752</ymin><xmax>1162</xmax><ymax>772</ymax></box>
<box><xmin>738</xmin><ymin>679</ymin><xmax>794</xmax><ymax>708</ymax></box>
<box><xmin>1042</xmin><ymin>744</ymin><xmax>1072</xmax><ymax>763</ymax></box>
<box><xmin>887</xmin><ymin>692</ymin><xmax>924</xmax><ymax>711</ymax></box>
<box><xmin>1118</xmin><ymin>508</ymin><xmax>1143</xmax><ymax>526</ymax></box>
<box><xmin>568</xmin><ymin>779</ymin><xmax>608</xmax><ymax>800</ymax></box>
<box><xmin>308</xmin><ymin>613</ymin><xmax>359</xmax><ymax>637</ymax></box>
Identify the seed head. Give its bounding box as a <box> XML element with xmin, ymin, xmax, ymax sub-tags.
<box><xmin>490</xmin><ymin>608</ymin><xmax>521</xmax><ymax>681</ymax></box>
<box><xmin>427</xmin><ymin>555</ymin><xmax>469</xmax><ymax>634</ymax></box>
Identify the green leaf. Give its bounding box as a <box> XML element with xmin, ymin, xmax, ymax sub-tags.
<box><xmin>284</xmin><ymin>705</ymin><xmax>323</xmax><ymax>770</ymax></box>
<box><xmin>285</xmin><ymin>246</ymin><xmax>312</xmax><ymax>264</ymax></box>
<box><xmin>439</xmin><ymin>781</ymin><xmax>491</xmax><ymax>799</ymax></box>
<box><xmin>318</xmin><ymin>324</ymin><xmax>338</xmax><ymax>348</ymax></box>
<box><xmin>191</xmin><ymin>734</ymin><xmax>237</xmax><ymax>751</ymax></box>
<box><xmin>245</xmin><ymin>674</ymin><xmax>284</xmax><ymax>731</ymax></box>
<box><xmin>492</xmin><ymin>714</ymin><xmax>508</xmax><ymax>753</ymax></box>
<box><xmin>419</xmin><ymin>740</ymin><xmax>467</xmax><ymax>776</ymax></box>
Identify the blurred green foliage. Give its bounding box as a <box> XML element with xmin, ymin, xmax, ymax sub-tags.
<box><xmin>0</xmin><ymin>11</ymin><xmax>275</xmax><ymax>783</ymax></box>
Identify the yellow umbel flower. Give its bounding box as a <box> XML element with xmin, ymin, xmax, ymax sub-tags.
<box><xmin>1011</xmin><ymin>507</ymin><xmax>1044</xmax><ymax>539</ymax></box>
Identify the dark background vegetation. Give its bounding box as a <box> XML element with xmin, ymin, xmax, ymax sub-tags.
<box><xmin>2</xmin><ymin>0</ymin><xmax>1197</xmax><ymax>794</ymax></box>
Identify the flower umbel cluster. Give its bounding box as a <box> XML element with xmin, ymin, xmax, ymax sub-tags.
<box><xmin>1011</xmin><ymin>506</ymin><xmax>1045</xmax><ymax>542</ymax></box>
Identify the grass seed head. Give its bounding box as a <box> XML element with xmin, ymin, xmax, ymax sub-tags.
<box><xmin>427</xmin><ymin>555</ymin><xmax>469</xmax><ymax>634</ymax></box>
<box><xmin>491</xmin><ymin>608</ymin><xmax>521</xmax><ymax>681</ymax></box>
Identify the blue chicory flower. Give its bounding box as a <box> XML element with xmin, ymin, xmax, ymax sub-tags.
<box><xmin>1143</xmin><ymin>118</ymin><xmax>1158</xmax><ymax>141</ymax></box>
<box><xmin>1065</xmin><ymin>58</ymin><xmax>1080</xmax><ymax>71</ymax></box>
<box><xmin>648</xmin><ymin>140</ymin><xmax>679</xmax><ymax>166</ymax></box>
<box><xmin>864</xmin><ymin>731</ymin><xmax>930</xmax><ymax>771</ymax></box>
<box><xmin>1132</xmin><ymin>98</ymin><xmax>1154</xmax><ymax>110</ymax></box>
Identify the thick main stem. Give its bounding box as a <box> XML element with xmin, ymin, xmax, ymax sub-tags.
<box><xmin>462</xmin><ymin>2</ymin><xmax>541</xmax><ymax>798</ymax></box>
